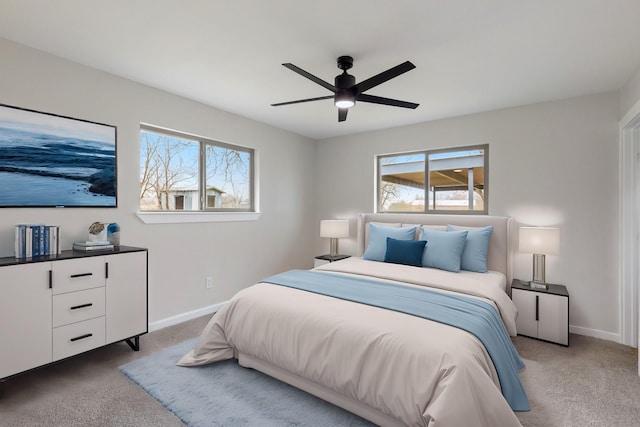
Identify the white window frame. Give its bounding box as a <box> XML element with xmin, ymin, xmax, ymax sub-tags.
<box><xmin>137</xmin><ymin>124</ymin><xmax>260</xmax><ymax>224</ymax></box>
<box><xmin>375</xmin><ymin>144</ymin><xmax>488</xmax><ymax>215</ymax></box>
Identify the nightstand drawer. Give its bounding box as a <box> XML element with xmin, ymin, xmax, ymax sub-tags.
<box><xmin>53</xmin><ymin>287</ymin><xmax>105</xmax><ymax>328</ymax></box>
<box><xmin>53</xmin><ymin>316</ymin><xmax>105</xmax><ymax>361</ymax></box>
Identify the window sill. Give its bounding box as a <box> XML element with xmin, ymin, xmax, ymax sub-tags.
<box><xmin>136</xmin><ymin>211</ymin><xmax>261</xmax><ymax>224</ymax></box>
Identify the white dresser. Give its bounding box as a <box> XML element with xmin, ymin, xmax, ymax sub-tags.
<box><xmin>0</xmin><ymin>246</ymin><xmax>148</xmax><ymax>381</ymax></box>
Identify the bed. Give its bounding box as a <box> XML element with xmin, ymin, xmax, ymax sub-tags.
<box><xmin>178</xmin><ymin>213</ymin><xmax>528</xmax><ymax>427</ymax></box>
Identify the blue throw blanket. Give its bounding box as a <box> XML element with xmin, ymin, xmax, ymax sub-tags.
<box><xmin>262</xmin><ymin>269</ymin><xmax>530</xmax><ymax>411</ymax></box>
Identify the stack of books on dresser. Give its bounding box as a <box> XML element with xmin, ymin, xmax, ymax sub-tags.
<box><xmin>72</xmin><ymin>240</ymin><xmax>114</xmax><ymax>252</ymax></box>
<box><xmin>15</xmin><ymin>224</ymin><xmax>61</xmax><ymax>258</ymax></box>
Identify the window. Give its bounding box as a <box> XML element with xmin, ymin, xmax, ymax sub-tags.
<box><xmin>376</xmin><ymin>145</ymin><xmax>488</xmax><ymax>214</ymax></box>
<box><xmin>139</xmin><ymin>125</ymin><xmax>254</xmax><ymax>212</ymax></box>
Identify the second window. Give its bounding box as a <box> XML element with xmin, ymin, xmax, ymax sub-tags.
<box><xmin>377</xmin><ymin>145</ymin><xmax>488</xmax><ymax>214</ymax></box>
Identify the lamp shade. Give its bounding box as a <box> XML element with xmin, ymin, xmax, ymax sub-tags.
<box><xmin>519</xmin><ymin>227</ymin><xmax>560</xmax><ymax>255</ymax></box>
<box><xmin>320</xmin><ymin>220</ymin><xmax>349</xmax><ymax>238</ymax></box>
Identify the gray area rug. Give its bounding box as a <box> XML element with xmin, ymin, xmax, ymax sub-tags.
<box><xmin>120</xmin><ymin>338</ymin><xmax>374</xmax><ymax>427</ymax></box>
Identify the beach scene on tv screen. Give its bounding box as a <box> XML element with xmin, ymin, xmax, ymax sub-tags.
<box><xmin>0</xmin><ymin>105</ymin><xmax>116</xmax><ymax>207</ymax></box>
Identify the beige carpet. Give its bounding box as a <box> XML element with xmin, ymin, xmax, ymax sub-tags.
<box><xmin>1</xmin><ymin>315</ymin><xmax>639</xmax><ymax>426</ymax></box>
<box><xmin>514</xmin><ymin>334</ymin><xmax>640</xmax><ymax>426</ymax></box>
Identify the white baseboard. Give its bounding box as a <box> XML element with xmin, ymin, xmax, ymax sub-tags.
<box><xmin>148</xmin><ymin>302</ymin><xmax>227</xmax><ymax>332</ymax></box>
<box><xmin>570</xmin><ymin>324</ymin><xmax>622</xmax><ymax>344</ymax></box>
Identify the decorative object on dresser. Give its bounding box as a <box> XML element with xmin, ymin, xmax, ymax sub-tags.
<box><xmin>0</xmin><ymin>246</ymin><xmax>148</xmax><ymax>390</ymax></box>
<box><xmin>511</xmin><ymin>279</ymin><xmax>569</xmax><ymax>346</ymax></box>
<box><xmin>107</xmin><ymin>222</ymin><xmax>120</xmax><ymax>246</ymax></box>
<box><xmin>518</xmin><ymin>226</ymin><xmax>560</xmax><ymax>289</ymax></box>
<box><xmin>88</xmin><ymin>221</ymin><xmax>107</xmax><ymax>242</ymax></box>
<box><xmin>319</xmin><ymin>219</ymin><xmax>349</xmax><ymax>257</ymax></box>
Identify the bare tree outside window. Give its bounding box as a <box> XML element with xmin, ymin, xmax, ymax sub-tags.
<box><xmin>139</xmin><ymin>131</ymin><xmax>198</xmax><ymax>210</ymax></box>
<box><xmin>205</xmin><ymin>144</ymin><xmax>251</xmax><ymax>209</ymax></box>
<box><xmin>379</xmin><ymin>181</ymin><xmax>400</xmax><ymax>210</ymax></box>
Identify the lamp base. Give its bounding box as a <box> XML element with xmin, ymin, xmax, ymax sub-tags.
<box><xmin>532</xmin><ymin>253</ymin><xmax>546</xmax><ymax>283</ymax></box>
<box><xmin>329</xmin><ymin>238</ymin><xmax>339</xmax><ymax>257</ymax></box>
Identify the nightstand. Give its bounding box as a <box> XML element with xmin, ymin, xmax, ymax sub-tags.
<box><xmin>511</xmin><ymin>279</ymin><xmax>569</xmax><ymax>346</ymax></box>
<box><xmin>314</xmin><ymin>254</ymin><xmax>350</xmax><ymax>268</ymax></box>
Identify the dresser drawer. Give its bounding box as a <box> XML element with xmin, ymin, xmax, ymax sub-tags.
<box><xmin>52</xmin><ymin>316</ymin><xmax>105</xmax><ymax>361</ymax></box>
<box><xmin>52</xmin><ymin>257</ymin><xmax>105</xmax><ymax>295</ymax></box>
<box><xmin>53</xmin><ymin>287</ymin><xmax>105</xmax><ymax>328</ymax></box>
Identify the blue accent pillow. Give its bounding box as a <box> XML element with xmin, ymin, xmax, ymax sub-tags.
<box><xmin>362</xmin><ymin>224</ymin><xmax>417</xmax><ymax>262</ymax></box>
<box><xmin>448</xmin><ymin>225</ymin><xmax>494</xmax><ymax>273</ymax></box>
<box><xmin>384</xmin><ymin>237</ymin><xmax>427</xmax><ymax>267</ymax></box>
<box><xmin>419</xmin><ymin>228</ymin><xmax>468</xmax><ymax>272</ymax></box>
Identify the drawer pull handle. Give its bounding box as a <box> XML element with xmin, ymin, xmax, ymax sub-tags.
<box><xmin>70</xmin><ymin>273</ymin><xmax>93</xmax><ymax>278</ymax></box>
<box><xmin>70</xmin><ymin>333</ymin><xmax>93</xmax><ymax>342</ymax></box>
<box><xmin>70</xmin><ymin>303</ymin><xmax>93</xmax><ymax>310</ymax></box>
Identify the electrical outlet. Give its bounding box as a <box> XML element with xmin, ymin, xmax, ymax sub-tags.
<box><xmin>205</xmin><ymin>277</ymin><xmax>213</xmax><ymax>289</ymax></box>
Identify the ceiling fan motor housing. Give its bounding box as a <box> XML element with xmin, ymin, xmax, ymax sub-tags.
<box><xmin>335</xmin><ymin>72</ymin><xmax>355</xmax><ymax>90</ymax></box>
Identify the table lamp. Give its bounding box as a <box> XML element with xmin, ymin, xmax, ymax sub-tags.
<box><xmin>519</xmin><ymin>226</ymin><xmax>560</xmax><ymax>289</ymax></box>
<box><xmin>320</xmin><ymin>220</ymin><xmax>349</xmax><ymax>257</ymax></box>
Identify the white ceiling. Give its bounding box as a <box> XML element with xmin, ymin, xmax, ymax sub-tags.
<box><xmin>1</xmin><ymin>0</ymin><xmax>640</xmax><ymax>140</ymax></box>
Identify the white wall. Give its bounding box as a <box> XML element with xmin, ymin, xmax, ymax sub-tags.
<box><xmin>0</xmin><ymin>38</ymin><xmax>317</xmax><ymax>323</ymax></box>
<box><xmin>315</xmin><ymin>92</ymin><xmax>620</xmax><ymax>340</ymax></box>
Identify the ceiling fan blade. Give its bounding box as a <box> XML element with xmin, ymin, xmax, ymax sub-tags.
<box><xmin>354</xmin><ymin>61</ymin><xmax>416</xmax><ymax>94</ymax></box>
<box><xmin>357</xmin><ymin>93</ymin><xmax>419</xmax><ymax>109</ymax></box>
<box><xmin>282</xmin><ymin>63</ymin><xmax>336</xmax><ymax>93</ymax></box>
<box><xmin>271</xmin><ymin>95</ymin><xmax>334</xmax><ymax>107</ymax></box>
<box><xmin>338</xmin><ymin>108</ymin><xmax>348</xmax><ymax>122</ymax></box>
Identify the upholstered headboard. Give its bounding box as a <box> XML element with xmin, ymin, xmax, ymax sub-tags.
<box><xmin>357</xmin><ymin>213</ymin><xmax>513</xmax><ymax>283</ymax></box>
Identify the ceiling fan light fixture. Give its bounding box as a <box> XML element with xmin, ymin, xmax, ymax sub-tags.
<box><xmin>334</xmin><ymin>90</ymin><xmax>355</xmax><ymax>108</ymax></box>
<box><xmin>335</xmin><ymin>98</ymin><xmax>355</xmax><ymax>108</ymax></box>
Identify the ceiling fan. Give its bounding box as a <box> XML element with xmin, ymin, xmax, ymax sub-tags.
<box><xmin>271</xmin><ymin>56</ymin><xmax>419</xmax><ymax>122</ymax></box>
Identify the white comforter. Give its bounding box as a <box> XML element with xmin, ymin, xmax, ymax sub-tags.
<box><xmin>179</xmin><ymin>258</ymin><xmax>524</xmax><ymax>427</ymax></box>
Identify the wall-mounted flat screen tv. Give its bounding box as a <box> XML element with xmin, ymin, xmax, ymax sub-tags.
<box><xmin>0</xmin><ymin>104</ymin><xmax>117</xmax><ymax>208</ymax></box>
